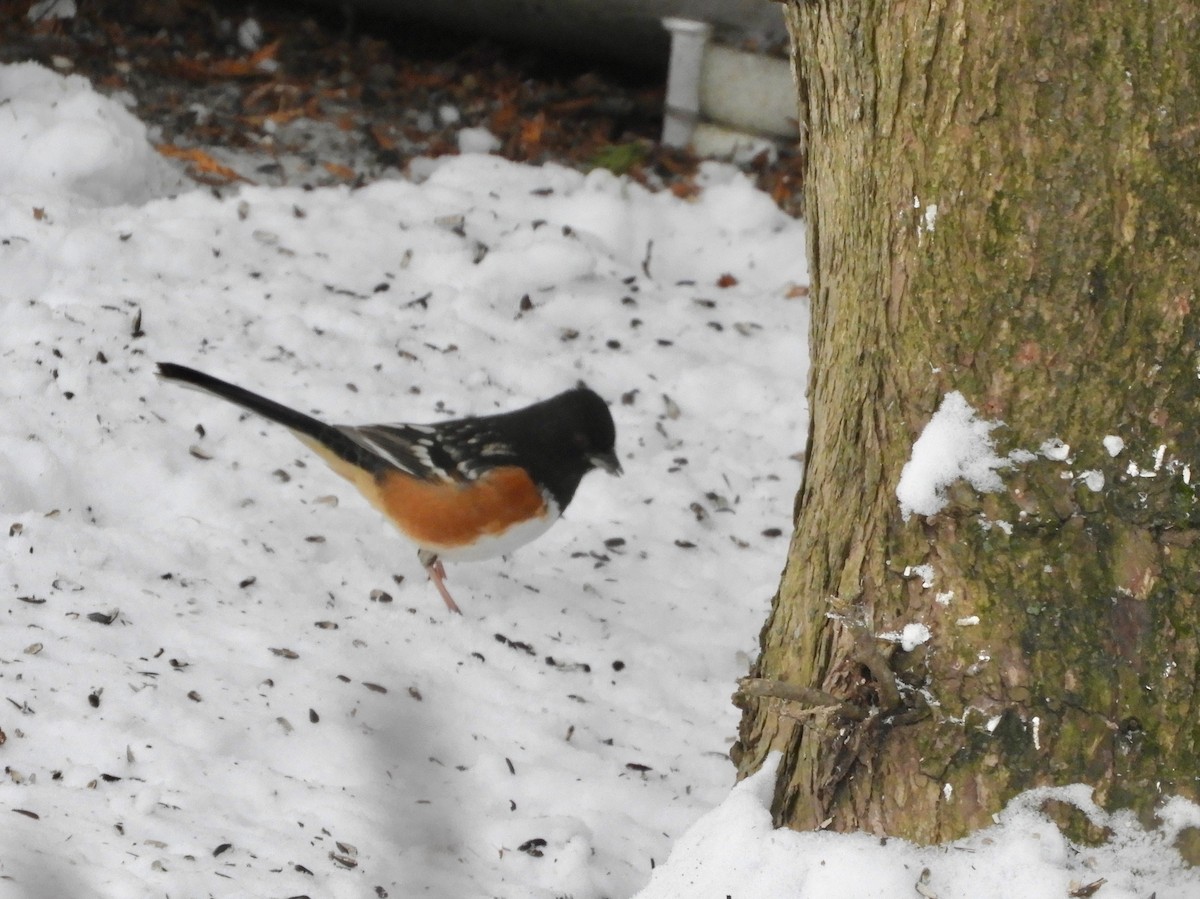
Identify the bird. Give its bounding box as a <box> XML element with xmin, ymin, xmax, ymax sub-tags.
<box><xmin>156</xmin><ymin>362</ymin><xmax>621</xmax><ymax>613</ymax></box>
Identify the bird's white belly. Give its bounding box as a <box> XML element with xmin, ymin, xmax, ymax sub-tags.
<box><xmin>430</xmin><ymin>503</ymin><xmax>561</xmax><ymax>562</ymax></box>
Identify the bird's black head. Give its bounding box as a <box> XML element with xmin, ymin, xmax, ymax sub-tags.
<box><xmin>503</xmin><ymin>385</ymin><xmax>620</xmax><ymax>510</ymax></box>
<box><xmin>562</xmin><ymin>386</ymin><xmax>621</xmax><ymax>476</ymax></box>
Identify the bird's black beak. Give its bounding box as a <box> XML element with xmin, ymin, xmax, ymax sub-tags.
<box><xmin>589</xmin><ymin>451</ymin><xmax>623</xmax><ymax>476</ymax></box>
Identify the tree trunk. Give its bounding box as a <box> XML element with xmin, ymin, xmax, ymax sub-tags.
<box><xmin>734</xmin><ymin>0</ymin><xmax>1200</xmax><ymax>850</ymax></box>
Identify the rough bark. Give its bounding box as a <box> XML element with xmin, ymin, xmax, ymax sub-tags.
<box><xmin>733</xmin><ymin>0</ymin><xmax>1200</xmax><ymax>850</ymax></box>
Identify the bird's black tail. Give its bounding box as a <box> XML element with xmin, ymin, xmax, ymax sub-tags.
<box><xmin>156</xmin><ymin>362</ymin><xmax>384</xmax><ymax>474</ymax></box>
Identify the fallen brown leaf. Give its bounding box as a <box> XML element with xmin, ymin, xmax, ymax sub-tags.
<box><xmin>156</xmin><ymin>145</ymin><xmax>251</xmax><ymax>185</ymax></box>
<box><xmin>323</xmin><ymin>161</ymin><xmax>357</xmax><ymax>181</ymax></box>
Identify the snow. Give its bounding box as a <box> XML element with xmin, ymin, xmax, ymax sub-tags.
<box><xmin>0</xmin><ymin>62</ymin><xmax>181</xmax><ymax>206</ymax></box>
<box><xmin>236</xmin><ymin>17</ymin><xmax>264</xmax><ymax>53</ymax></box>
<box><xmin>877</xmin><ymin>622</ymin><xmax>932</xmax><ymax>651</ymax></box>
<box><xmin>457</xmin><ymin>126</ymin><xmax>502</xmax><ymax>155</ymax></box>
<box><xmin>899</xmin><ymin>622</ymin><xmax>931</xmax><ymax>651</ymax></box>
<box><xmin>1</xmin><ymin>62</ymin><xmax>1196</xmax><ymax>898</ymax></box>
<box><xmin>635</xmin><ymin>758</ymin><xmax>1200</xmax><ymax>899</ymax></box>
<box><xmin>895</xmin><ymin>393</ymin><xmax>1098</xmax><ymax>522</ymax></box>
<box><xmin>896</xmin><ymin>391</ymin><xmax>1010</xmax><ymax>520</ymax></box>
<box><xmin>903</xmin><ymin>563</ymin><xmax>936</xmax><ymax>588</ymax></box>
<box><xmin>0</xmin><ymin>62</ymin><xmax>804</xmax><ymax>898</ymax></box>
<box><xmin>1040</xmin><ymin>437</ymin><xmax>1071</xmax><ymax>461</ymax></box>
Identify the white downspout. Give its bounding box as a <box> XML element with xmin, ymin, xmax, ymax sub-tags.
<box><xmin>660</xmin><ymin>17</ymin><xmax>713</xmax><ymax>148</ymax></box>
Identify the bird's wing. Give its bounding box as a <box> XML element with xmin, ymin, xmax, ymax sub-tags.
<box><xmin>339</xmin><ymin>420</ymin><xmax>521</xmax><ymax>483</ymax></box>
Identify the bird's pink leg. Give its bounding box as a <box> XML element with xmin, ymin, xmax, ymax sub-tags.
<box><xmin>425</xmin><ymin>557</ymin><xmax>462</xmax><ymax>615</ymax></box>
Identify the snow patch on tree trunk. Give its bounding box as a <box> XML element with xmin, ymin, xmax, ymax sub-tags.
<box><xmin>896</xmin><ymin>391</ymin><xmax>1009</xmax><ymax>520</ymax></box>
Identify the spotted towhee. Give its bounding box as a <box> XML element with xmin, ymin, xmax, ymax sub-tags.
<box><xmin>157</xmin><ymin>362</ymin><xmax>621</xmax><ymax>613</ymax></box>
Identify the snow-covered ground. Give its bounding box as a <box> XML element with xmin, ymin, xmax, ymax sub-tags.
<box><xmin>1</xmin><ymin>61</ymin><xmax>1197</xmax><ymax>898</ymax></box>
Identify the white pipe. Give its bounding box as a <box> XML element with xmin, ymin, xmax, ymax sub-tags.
<box><xmin>661</xmin><ymin>17</ymin><xmax>713</xmax><ymax>148</ymax></box>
